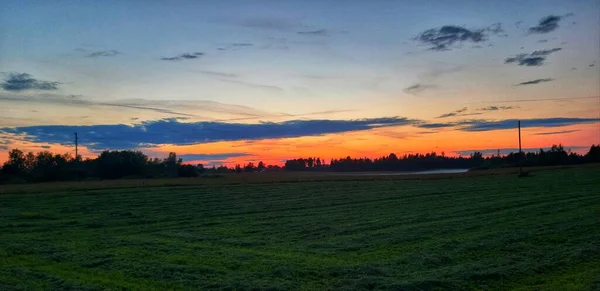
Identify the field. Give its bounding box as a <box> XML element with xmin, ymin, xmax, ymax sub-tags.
<box><xmin>1</xmin><ymin>166</ymin><xmax>599</xmax><ymax>290</ymax></box>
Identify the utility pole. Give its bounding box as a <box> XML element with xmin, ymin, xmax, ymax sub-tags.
<box><xmin>74</xmin><ymin>132</ymin><xmax>78</xmax><ymax>161</ymax></box>
<box><xmin>518</xmin><ymin>120</ymin><xmax>523</xmax><ymax>176</ymax></box>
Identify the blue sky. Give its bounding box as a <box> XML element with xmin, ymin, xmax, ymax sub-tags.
<box><xmin>1</xmin><ymin>0</ymin><xmax>599</xmax><ymax>163</ymax></box>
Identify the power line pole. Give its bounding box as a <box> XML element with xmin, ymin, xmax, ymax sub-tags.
<box><xmin>518</xmin><ymin>120</ymin><xmax>523</xmax><ymax>176</ymax></box>
<box><xmin>74</xmin><ymin>132</ymin><xmax>78</xmax><ymax>161</ymax></box>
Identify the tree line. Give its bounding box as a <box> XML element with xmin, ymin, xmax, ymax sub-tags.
<box><xmin>1</xmin><ymin>144</ymin><xmax>599</xmax><ymax>183</ymax></box>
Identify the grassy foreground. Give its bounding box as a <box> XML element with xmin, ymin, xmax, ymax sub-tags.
<box><xmin>1</xmin><ymin>167</ymin><xmax>599</xmax><ymax>290</ymax></box>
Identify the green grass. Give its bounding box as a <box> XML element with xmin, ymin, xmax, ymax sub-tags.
<box><xmin>1</xmin><ymin>167</ymin><xmax>599</xmax><ymax>290</ymax></box>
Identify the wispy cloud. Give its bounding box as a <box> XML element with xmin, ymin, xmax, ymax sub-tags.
<box><xmin>533</xmin><ymin>129</ymin><xmax>580</xmax><ymax>135</ymax></box>
<box><xmin>414</xmin><ymin>23</ymin><xmax>504</xmax><ymax>51</ymax></box>
<box><xmin>161</xmin><ymin>52</ymin><xmax>204</xmax><ymax>61</ymax></box>
<box><xmin>85</xmin><ymin>50</ymin><xmax>120</xmax><ymax>58</ymax></box>
<box><xmin>504</xmin><ymin>48</ymin><xmax>562</xmax><ymax>66</ymax></box>
<box><xmin>1</xmin><ymin>117</ymin><xmax>416</xmax><ymax>150</ymax></box>
<box><xmin>297</xmin><ymin>29</ymin><xmax>328</xmax><ymax>36</ymax></box>
<box><xmin>194</xmin><ymin>70</ymin><xmax>238</xmax><ymax>78</ymax></box>
<box><xmin>477</xmin><ymin>106</ymin><xmax>517</xmax><ymax>111</ymax></box>
<box><xmin>217</xmin><ymin>43</ymin><xmax>254</xmax><ymax>51</ymax></box>
<box><xmin>0</xmin><ymin>94</ymin><xmax>271</xmax><ymax>119</ymax></box>
<box><xmin>403</xmin><ymin>83</ymin><xmax>436</xmax><ymax>95</ymax></box>
<box><xmin>528</xmin><ymin>14</ymin><xmax>571</xmax><ymax>34</ymax></box>
<box><xmin>1</xmin><ymin>73</ymin><xmax>60</xmax><ymax>92</ymax></box>
<box><xmin>217</xmin><ymin>79</ymin><xmax>284</xmax><ymax>93</ymax></box>
<box><xmin>515</xmin><ymin>78</ymin><xmax>554</xmax><ymax>86</ymax></box>
<box><xmin>436</xmin><ymin>107</ymin><xmax>468</xmax><ymax>118</ymax></box>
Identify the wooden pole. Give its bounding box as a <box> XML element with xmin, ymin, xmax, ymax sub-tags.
<box><xmin>518</xmin><ymin>120</ymin><xmax>523</xmax><ymax>176</ymax></box>
<box><xmin>74</xmin><ymin>132</ymin><xmax>78</xmax><ymax>161</ymax></box>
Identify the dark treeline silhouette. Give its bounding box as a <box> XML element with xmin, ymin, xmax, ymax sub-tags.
<box><xmin>0</xmin><ymin>149</ymin><xmax>276</xmax><ymax>183</ymax></box>
<box><xmin>285</xmin><ymin>144</ymin><xmax>600</xmax><ymax>172</ymax></box>
<box><xmin>1</xmin><ymin>144</ymin><xmax>599</xmax><ymax>183</ymax></box>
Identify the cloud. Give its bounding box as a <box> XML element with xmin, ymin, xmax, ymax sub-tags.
<box><xmin>529</xmin><ymin>15</ymin><xmax>570</xmax><ymax>34</ymax></box>
<box><xmin>195</xmin><ymin>70</ymin><xmax>238</xmax><ymax>78</ymax></box>
<box><xmin>160</xmin><ymin>52</ymin><xmax>204</xmax><ymax>61</ymax></box>
<box><xmin>85</xmin><ymin>50</ymin><xmax>120</xmax><ymax>57</ymax></box>
<box><xmin>537</xmin><ymin>39</ymin><xmax>548</xmax><ymax>43</ymax></box>
<box><xmin>414</xmin><ymin>24</ymin><xmax>504</xmax><ymax>51</ymax></box>
<box><xmin>403</xmin><ymin>83</ymin><xmax>436</xmax><ymax>95</ymax></box>
<box><xmin>1</xmin><ymin>73</ymin><xmax>60</xmax><ymax>92</ymax></box>
<box><xmin>217</xmin><ymin>79</ymin><xmax>284</xmax><ymax>93</ymax></box>
<box><xmin>416</xmin><ymin>117</ymin><xmax>599</xmax><ymax>131</ymax></box>
<box><xmin>590</xmin><ymin>64</ymin><xmax>596</xmax><ymax>67</ymax></box>
<box><xmin>177</xmin><ymin>153</ymin><xmax>250</xmax><ymax>162</ymax></box>
<box><xmin>297</xmin><ymin>29</ymin><xmax>328</xmax><ymax>36</ymax></box>
<box><xmin>0</xmin><ymin>94</ymin><xmax>271</xmax><ymax>119</ymax></box>
<box><xmin>504</xmin><ymin>48</ymin><xmax>561</xmax><ymax>66</ymax></box>
<box><xmin>217</xmin><ymin>43</ymin><xmax>254</xmax><ymax>51</ymax></box>
<box><xmin>436</xmin><ymin>107</ymin><xmax>468</xmax><ymax>119</ymax></box>
<box><xmin>477</xmin><ymin>106</ymin><xmax>516</xmax><ymax>111</ymax></box>
<box><xmin>515</xmin><ymin>78</ymin><xmax>555</xmax><ymax>86</ymax></box>
<box><xmin>1</xmin><ymin>117</ymin><xmax>416</xmax><ymax>150</ymax></box>
<box><xmin>533</xmin><ymin>129</ymin><xmax>580</xmax><ymax>135</ymax></box>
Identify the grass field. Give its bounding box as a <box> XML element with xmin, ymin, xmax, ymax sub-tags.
<box><xmin>1</xmin><ymin>166</ymin><xmax>599</xmax><ymax>290</ymax></box>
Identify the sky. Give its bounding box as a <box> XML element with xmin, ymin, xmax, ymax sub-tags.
<box><xmin>1</xmin><ymin>0</ymin><xmax>599</xmax><ymax>166</ymax></box>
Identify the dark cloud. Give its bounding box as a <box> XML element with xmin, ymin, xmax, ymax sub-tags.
<box><xmin>537</xmin><ymin>39</ymin><xmax>548</xmax><ymax>43</ymax></box>
<box><xmin>160</xmin><ymin>52</ymin><xmax>204</xmax><ymax>61</ymax></box>
<box><xmin>533</xmin><ymin>130</ymin><xmax>580</xmax><ymax>135</ymax></box>
<box><xmin>515</xmin><ymin>78</ymin><xmax>554</xmax><ymax>86</ymax></box>
<box><xmin>416</xmin><ymin>117</ymin><xmax>599</xmax><ymax>131</ymax></box>
<box><xmin>1</xmin><ymin>117</ymin><xmax>415</xmax><ymax>150</ymax></box>
<box><xmin>590</xmin><ymin>64</ymin><xmax>596</xmax><ymax>67</ymax></box>
<box><xmin>1</xmin><ymin>73</ymin><xmax>60</xmax><ymax>91</ymax></box>
<box><xmin>403</xmin><ymin>83</ymin><xmax>436</xmax><ymax>95</ymax></box>
<box><xmin>85</xmin><ymin>50</ymin><xmax>120</xmax><ymax>57</ymax></box>
<box><xmin>436</xmin><ymin>107</ymin><xmax>468</xmax><ymax>119</ymax></box>
<box><xmin>529</xmin><ymin>15</ymin><xmax>569</xmax><ymax>34</ymax></box>
<box><xmin>504</xmin><ymin>48</ymin><xmax>561</xmax><ymax>66</ymax></box>
<box><xmin>477</xmin><ymin>106</ymin><xmax>516</xmax><ymax>111</ymax></box>
<box><xmin>178</xmin><ymin>153</ymin><xmax>249</xmax><ymax>162</ymax></box>
<box><xmin>297</xmin><ymin>29</ymin><xmax>328</xmax><ymax>36</ymax></box>
<box><xmin>414</xmin><ymin>24</ymin><xmax>504</xmax><ymax>51</ymax></box>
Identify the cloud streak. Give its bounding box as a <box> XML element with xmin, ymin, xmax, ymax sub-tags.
<box><xmin>532</xmin><ymin>130</ymin><xmax>580</xmax><ymax>135</ymax></box>
<box><xmin>515</xmin><ymin>78</ymin><xmax>554</xmax><ymax>86</ymax></box>
<box><xmin>436</xmin><ymin>107</ymin><xmax>468</xmax><ymax>119</ymax></box>
<box><xmin>85</xmin><ymin>50</ymin><xmax>120</xmax><ymax>58</ymax></box>
<box><xmin>161</xmin><ymin>52</ymin><xmax>204</xmax><ymax>61</ymax></box>
<box><xmin>403</xmin><ymin>84</ymin><xmax>436</xmax><ymax>95</ymax></box>
<box><xmin>1</xmin><ymin>73</ymin><xmax>60</xmax><ymax>92</ymax></box>
<box><xmin>477</xmin><ymin>106</ymin><xmax>516</xmax><ymax>111</ymax></box>
<box><xmin>504</xmin><ymin>48</ymin><xmax>561</xmax><ymax>66</ymax></box>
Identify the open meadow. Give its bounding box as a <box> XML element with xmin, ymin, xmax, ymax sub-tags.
<box><xmin>1</xmin><ymin>166</ymin><xmax>599</xmax><ymax>290</ymax></box>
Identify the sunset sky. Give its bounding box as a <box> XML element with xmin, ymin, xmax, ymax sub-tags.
<box><xmin>1</xmin><ymin>0</ymin><xmax>599</xmax><ymax>166</ymax></box>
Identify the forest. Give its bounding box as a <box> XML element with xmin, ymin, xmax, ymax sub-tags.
<box><xmin>0</xmin><ymin>144</ymin><xmax>599</xmax><ymax>183</ymax></box>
